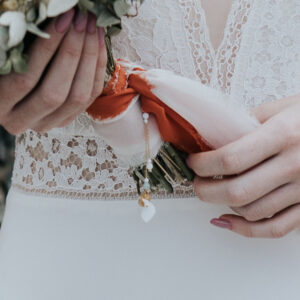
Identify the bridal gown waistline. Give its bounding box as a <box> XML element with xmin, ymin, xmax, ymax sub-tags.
<box><xmin>0</xmin><ymin>187</ymin><xmax>300</xmax><ymax>300</ymax></box>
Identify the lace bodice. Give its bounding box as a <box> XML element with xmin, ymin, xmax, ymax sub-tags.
<box><xmin>12</xmin><ymin>0</ymin><xmax>300</xmax><ymax>200</ymax></box>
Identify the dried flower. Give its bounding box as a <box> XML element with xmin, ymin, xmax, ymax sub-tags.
<box><xmin>0</xmin><ymin>11</ymin><xmax>26</xmax><ymax>48</ymax></box>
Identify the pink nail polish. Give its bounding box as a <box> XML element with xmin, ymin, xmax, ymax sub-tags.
<box><xmin>186</xmin><ymin>157</ymin><xmax>192</xmax><ymax>169</ymax></box>
<box><xmin>74</xmin><ymin>10</ymin><xmax>88</xmax><ymax>33</ymax></box>
<box><xmin>55</xmin><ymin>9</ymin><xmax>75</xmax><ymax>33</ymax></box>
<box><xmin>210</xmin><ymin>218</ymin><xmax>232</xmax><ymax>230</ymax></box>
<box><xmin>98</xmin><ymin>27</ymin><xmax>105</xmax><ymax>47</ymax></box>
<box><xmin>87</xmin><ymin>14</ymin><xmax>96</xmax><ymax>34</ymax></box>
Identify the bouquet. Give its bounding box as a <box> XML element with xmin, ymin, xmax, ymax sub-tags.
<box><xmin>0</xmin><ymin>0</ymin><xmax>143</xmax><ymax>74</ymax></box>
<box><xmin>86</xmin><ymin>61</ymin><xmax>260</xmax><ymax>221</ymax></box>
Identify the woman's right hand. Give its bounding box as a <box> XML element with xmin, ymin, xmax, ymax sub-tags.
<box><xmin>0</xmin><ymin>9</ymin><xmax>107</xmax><ymax>135</ymax></box>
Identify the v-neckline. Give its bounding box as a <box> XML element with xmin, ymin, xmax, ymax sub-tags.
<box><xmin>196</xmin><ymin>0</ymin><xmax>237</xmax><ymax>58</ymax></box>
<box><xmin>200</xmin><ymin>0</ymin><xmax>235</xmax><ymax>54</ymax></box>
<box><xmin>178</xmin><ymin>0</ymin><xmax>253</xmax><ymax>91</ymax></box>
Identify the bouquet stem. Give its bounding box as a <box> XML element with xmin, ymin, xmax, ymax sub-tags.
<box><xmin>132</xmin><ymin>143</ymin><xmax>195</xmax><ymax>195</ymax></box>
<box><xmin>105</xmin><ymin>35</ymin><xmax>116</xmax><ymax>77</ymax></box>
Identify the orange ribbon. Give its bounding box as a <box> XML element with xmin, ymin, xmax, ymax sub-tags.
<box><xmin>87</xmin><ymin>64</ymin><xmax>211</xmax><ymax>154</ymax></box>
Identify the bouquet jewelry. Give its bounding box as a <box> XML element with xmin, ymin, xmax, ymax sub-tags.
<box><xmin>0</xmin><ymin>0</ymin><xmax>260</xmax><ymax>222</ymax></box>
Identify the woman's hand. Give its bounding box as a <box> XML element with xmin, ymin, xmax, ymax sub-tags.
<box><xmin>187</xmin><ymin>94</ymin><xmax>300</xmax><ymax>238</ymax></box>
<box><xmin>0</xmin><ymin>9</ymin><xmax>107</xmax><ymax>134</ymax></box>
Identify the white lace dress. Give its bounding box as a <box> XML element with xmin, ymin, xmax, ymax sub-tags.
<box><xmin>0</xmin><ymin>0</ymin><xmax>300</xmax><ymax>299</ymax></box>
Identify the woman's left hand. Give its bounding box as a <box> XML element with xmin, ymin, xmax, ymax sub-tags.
<box><xmin>187</xmin><ymin>94</ymin><xmax>300</xmax><ymax>238</ymax></box>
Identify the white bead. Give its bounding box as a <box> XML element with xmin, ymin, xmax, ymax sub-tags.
<box><xmin>147</xmin><ymin>163</ymin><xmax>153</xmax><ymax>171</ymax></box>
<box><xmin>143</xmin><ymin>113</ymin><xmax>149</xmax><ymax>120</ymax></box>
<box><xmin>142</xmin><ymin>182</ymin><xmax>150</xmax><ymax>191</ymax></box>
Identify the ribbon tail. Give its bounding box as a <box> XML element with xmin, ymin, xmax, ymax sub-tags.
<box><xmin>137</xmin><ymin>69</ymin><xmax>260</xmax><ymax>149</ymax></box>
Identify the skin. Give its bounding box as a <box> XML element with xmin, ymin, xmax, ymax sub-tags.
<box><xmin>0</xmin><ymin>9</ymin><xmax>107</xmax><ymax>134</ymax></box>
<box><xmin>188</xmin><ymin>94</ymin><xmax>300</xmax><ymax>239</ymax></box>
<box><xmin>201</xmin><ymin>0</ymin><xmax>233</xmax><ymax>50</ymax></box>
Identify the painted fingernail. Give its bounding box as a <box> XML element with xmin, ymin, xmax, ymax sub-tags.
<box><xmin>210</xmin><ymin>218</ymin><xmax>232</xmax><ymax>230</ymax></box>
<box><xmin>98</xmin><ymin>27</ymin><xmax>105</xmax><ymax>47</ymax></box>
<box><xmin>74</xmin><ymin>10</ymin><xmax>88</xmax><ymax>32</ymax></box>
<box><xmin>87</xmin><ymin>14</ymin><xmax>96</xmax><ymax>34</ymax></box>
<box><xmin>186</xmin><ymin>157</ymin><xmax>192</xmax><ymax>169</ymax></box>
<box><xmin>55</xmin><ymin>9</ymin><xmax>75</xmax><ymax>33</ymax></box>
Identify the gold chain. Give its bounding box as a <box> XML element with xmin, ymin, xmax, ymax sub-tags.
<box><xmin>138</xmin><ymin>113</ymin><xmax>153</xmax><ymax>207</ymax></box>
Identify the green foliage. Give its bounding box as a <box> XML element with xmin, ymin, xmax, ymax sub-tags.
<box><xmin>0</xmin><ymin>127</ymin><xmax>15</xmax><ymax>225</ymax></box>
<box><xmin>0</xmin><ymin>43</ymin><xmax>27</xmax><ymax>74</ymax></box>
<box><xmin>132</xmin><ymin>143</ymin><xmax>195</xmax><ymax>195</ymax></box>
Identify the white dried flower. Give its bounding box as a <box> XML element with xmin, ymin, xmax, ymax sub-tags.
<box><xmin>35</xmin><ymin>2</ymin><xmax>48</xmax><ymax>24</ymax></box>
<box><xmin>36</xmin><ymin>0</ymin><xmax>78</xmax><ymax>24</ymax></box>
<box><xmin>0</xmin><ymin>11</ymin><xmax>27</xmax><ymax>48</ymax></box>
<box><xmin>46</xmin><ymin>0</ymin><xmax>79</xmax><ymax>17</ymax></box>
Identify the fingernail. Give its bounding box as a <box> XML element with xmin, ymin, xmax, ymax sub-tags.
<box><xmin>74</xmin><ymin>10</ymin><xmax>88</xmax><ymax>33</ymax></box>
<box><xmin>55</xmin><ymin>9</ymin><xmax>75</xmax><ymax>33</ymax></box>
<box><xmin>87</xmin><ymin>14</ymin><xmax>96</xmax><ymax>34</ymax></box>
<box><xmin>98</xmin><ymin>27</ymin><xmax>105</xmax><ymax>47</ymax></box>
<box><xmin>210</xmin><ymin>218</ymin><xmax>232</xmax><ymax>230</ymax></box>
<box><xmin>186</xmin><ymin>157</ymin><xmax>192</xmax><ymax>169</ymax></box>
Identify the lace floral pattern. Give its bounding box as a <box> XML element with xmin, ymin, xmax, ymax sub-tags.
<box><xmin>11</xmin><ymin>0</ymin><xmax>300</xmax><ymax>200</ymax></box>
<box><xmin>111</xmin><ymin>1</ymin><xmax>192</xmax><ymax>77</ymax></box>
<box><xmin>231</xmin><ymin>0</ymin><xmax>300</xmax><ymax>107</ymax></box>
<box><xmin>13</xmin><ymin>131</ymin><xmax>194</xmax><ymax>200</ymax></box>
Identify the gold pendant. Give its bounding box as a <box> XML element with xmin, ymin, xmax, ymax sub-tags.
<box><xmin>138</xmin><ymin>191</ymin><xmax>151</xmax><ymax>207</ymax></box>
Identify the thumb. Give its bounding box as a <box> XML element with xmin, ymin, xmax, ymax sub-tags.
<box><xmin>251</xmin><ymin>94</ymin><xmax>300</xmax><ymax>123</ymax></box>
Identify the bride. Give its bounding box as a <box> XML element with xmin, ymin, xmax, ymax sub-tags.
<box><xmin>0</xmin><ymin>0</ymin><xmax>299</xmax><ymax>299</ymax></box>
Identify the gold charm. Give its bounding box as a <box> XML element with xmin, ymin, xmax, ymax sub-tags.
<box><xmin>138</xmin><ymin>191</ymin><xmax>151</xmax><ymax>207</ymax></box>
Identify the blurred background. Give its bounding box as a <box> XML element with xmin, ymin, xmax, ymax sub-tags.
<box><xmin>0</xmin><ymin>128</ymin><xmax>15</xmax><ymax>226</ymax></box>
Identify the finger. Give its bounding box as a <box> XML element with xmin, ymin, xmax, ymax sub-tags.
<box><xmin>214</xmin><ymin>204</ymin><xmax>300</xmax><ymax>238</ymax></box>
<box><xmin>233</xmin><ymin>183</ymin><xmax>300</xmax><ymax>221</ymax></box>
<box><xmin>57</xmin><ymin>26</ymin><xmax>106</xmax><ymax>129</ymax></box>
<box><xmin>194</xmin><ymin>154</ymin><xmax>292</xmax><ymax>207</ymax></box>
<box><xmin>6</xmin><ymin>11</ymin><xmax>87</xmax><ymax>133</ymax></box>
<box><xmin>187</xmin><ymin>117</ymin><xmax>288</xmax><ymax>177</ymax></box>
<box><xmin>252</xmin><ymin>94</ymin><xmax>300</xmax><ymax>123</ymax></box>
<box><xmin>57</xmin><ymin>115</ymin><xmax>76</xmax><ymax>128</ymax></box>
<box><xmin>90</xmin><ymin>27</ymin><xmax>107</xmax><ymax>100</ymax></box>
<box><xmin>0</xmin><ymin>10</ymin><xmax>74</xmax><ymax>113</ymax></box>
<box><xmin>34</xmin><ymin>15</ymin><xmax>99</xmax><ymax>132</ymax></box>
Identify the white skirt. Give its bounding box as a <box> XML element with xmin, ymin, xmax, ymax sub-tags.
<box><xmin>0</xmin><ymin>187</ymin><xmax>300</xmax><ymax>300</ymax></box>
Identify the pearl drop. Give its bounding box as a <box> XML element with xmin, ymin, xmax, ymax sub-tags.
<box><xmin>147</xmin><ymin>163</ymin><xmax>153</xmax><ymax>171</ymax></box>
<box><xmin>142</xmin><ymin>182</ymin><xmax>150</xmax><ymax>190</ymax></box>
<box><xmin>143</xmin><ymin>113</ymin><xmax>149</xmax><ymax>120</ymax></box>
